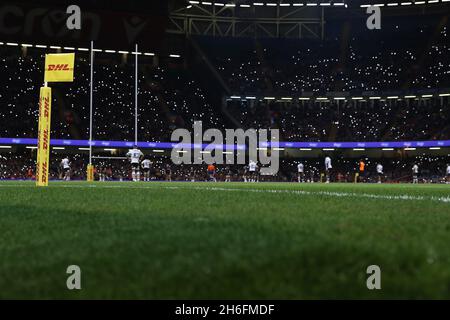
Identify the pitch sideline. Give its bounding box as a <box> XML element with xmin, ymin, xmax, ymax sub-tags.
<box><xmin>0</xmin><ymin>183</ymin><xmax>449</xmax><ymax>204</ymax></box>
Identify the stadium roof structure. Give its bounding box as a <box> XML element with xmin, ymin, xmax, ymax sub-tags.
<box><xmin>226</xmin><ymin>91</ymin><xmax>450</xmax><ymax>102</ymax></box>
<box><xmin>169</xmin><ymin>1</ymin><xmax>334</xmax><ymax>39</ymax></box>
<box><xmin>168</xmin><ymin>0</ymin><xmax>449</xmax><ymax>39</ymax></box>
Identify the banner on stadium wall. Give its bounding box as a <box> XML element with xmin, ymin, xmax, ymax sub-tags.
<box><xmin>0</xmin><ymin>2</ymin><xmax>168</xmax><ymax>52</ymax></box>
<box><xmin>36</xmin><ymin>87</ymin><xmax>52</xmax><ymax>187</ymax></box>
<box><xmin>44</xmin><ymin>53</ymin><xmax>75</xmax><ymax>83</ymax></box>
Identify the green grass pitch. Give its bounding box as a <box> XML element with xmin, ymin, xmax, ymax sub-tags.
<box><xmin>0</xmin><ymin>181</ymin><xmax>449</xmax><ymax>299</ymax></box>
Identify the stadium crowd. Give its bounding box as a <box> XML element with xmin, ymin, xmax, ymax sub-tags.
<box><xmin>206</xmin><ymin>18</ymin><xmax>450</xmax><ymax>94</ymax></box>
<box><xmin>1</xmin><ymin>46</ymin><xmax>449</xmax><ymax>144</ymax></box>
<box><xmin>227</xmin><ymin>98</ymin><xmax>450</xmax><ymax>142</ymax></box>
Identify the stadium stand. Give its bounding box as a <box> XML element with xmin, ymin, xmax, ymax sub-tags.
<box><xmin>1</xmin><ymin>6</ymin><xmax>449</xmax><ymax>182</ymax></box>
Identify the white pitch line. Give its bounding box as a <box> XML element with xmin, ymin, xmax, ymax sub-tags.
<box><xmin>0</xmin><ymin>184</ymin><xmax>449</xmax><ymax>204</ymax></box>
<box><xmin>164</xmin><ymin>186</ymin><xmax>450</xmax><ymax>204</ymax></box>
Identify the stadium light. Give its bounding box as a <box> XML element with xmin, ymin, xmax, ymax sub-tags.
<box><xmin>405</xmin><ymin>95</ymin><xmax>417</xmax><ymax>99</ymax></box>
<box><xmin>79</xmin><ymin>148</ymin><xmax>91</xmax><ymax>151</ymax></box>
<box><xmin>405</xmin><ymin>148</ymin><xmax>417</xmax><ymax>151</ymax></box>
<box><xmin>429</xmin><ymin>147</ymin><xmax>441</xmax><ymax>150</ymax></box>
<box><xmin>153</xmin><ymin>150</ymin><xmax>165</xmax><ymax>153</ymax></box>
<box><xmin>353</xmin><ymin>148</ymin><xmax>366</xmax><ymax>151</ymax></box>
<box><xmin>439</xmin><ymin>93</ymin><xmax>450</xmax><ymax>97</ymax></box>
<box><xmin>300</xmin><ymin>148</ymin><xmax>312</xmax><ymax>151</ymax></box>
<box><xmin>169</xmin><ymin>54</ymin><xmax>181</xmax><ymax>58</ymax></box>
<box><xmin>264</xmin><ymin>97</ymin><xmax>276</xmax><ymax>100</ymax></box>
<box><xmin>323</xmin><ymin>148</ymin><xmax>335</xmax><ymax>151</ymax></box>
<box><xmin>21</xmin><ymin>44</ymin><xmax>33</xmax><ymax>48</ymax></box>
<box><xmin>26</xmin><ymin>146</ymin><xmax>37</xmax><ymax>149</ymax></box>
<box><xmin>382</xmin><ymin>148</ymin><xmax>395</xmax><ymax>151</ymax></box>
<box><xmin>78</xmin><ymin>48</ymin><xmax>89</xmax><ymax>51</ymax></box>
<box><xmin>0</xmin><ymin>146</ymin><xmax>12</xmax><ymax>149</ymax></box>
<box><xmin>387</xmin><ymin>96</ymin><xmax>399</xmax><ymax>99</ymax></box>
<box><xmin>352</xmin><ymin>97</ymin><xmax>363</xmax><ymax>100</ymax></box>
<box><xmin>7</xmin><ymin>43</ymin><xmax>19</xmax><ymax>46</ymax></box>
<box><xmin>53</xmin><ymin>147</ymin><xmax>66</xmax><ymax>150</ymax></box>
<box><xmin>273</xmin><ymin>148</ymin><xmax>285</xmax><ymax>151</ymax></box>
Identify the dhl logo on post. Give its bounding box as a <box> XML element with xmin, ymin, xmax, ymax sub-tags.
<box><xmin>44</xmin><ymin>53</ymin><xmax>75</xmax><ymax>83</ymax></box>
<box><xmin>87</xmin><ymin>164</ymin><xmax>95</xmax><ymax>182</ymax></box>
<box><xmin>36</xmin><ymin>87</ymin><xmax>52</xmax><ymax>187</ymax></box>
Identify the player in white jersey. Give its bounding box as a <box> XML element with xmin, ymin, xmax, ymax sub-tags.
<box><xmin>412</xmin><ymin>164</ymin><xmax>419</xmax><ymax>184</ymax></box>
<box><xmin>324</xmin><ymin>156</ymin><xmax>332</xmax><ymax>183</ymax></box>
<box><xmin>248</xmin><ymin>160</ymin><xmax>258</xmax><ymax>182</ymax></box>
<box><xmin>446</xmin><ymin>164</ymin><xmax>450</xmax><ymax>184</ymax></box>
<box><xmin>224</xmin><ymin>166</ymin><xmax>232</xmax><ymax>182</ymax></box>
<box><xmin>98</xmin><ymin>164</ymin><xmax>106</xmax><ymax>182</ymax></box>
<box><xmin>376</xmin><ymin>163</ymin><xmax>384</xmax><ymax>184</ymax></box>
<box><xmin>141</xmin><ymin>158</ymin><xmax>152</xmax><ymax>182</ymax></box>
<box><xmin>126</xmin><ymin>146</ymin><xmax>144</xmax><ymax>182</ymax></box>
<box><xmin>60</xmin><ymin>157</ymin><xmax>71</xmax><ymax>181</ymax></box>
<box><xmin>297</xmin><ymin>162</ymin><xmax>305</xmax><ymax>183</ymax></box>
